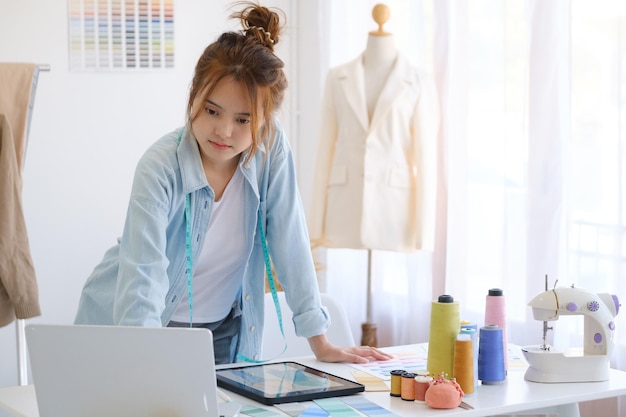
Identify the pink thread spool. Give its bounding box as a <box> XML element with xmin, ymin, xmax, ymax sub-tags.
<box><xmin>484</xmin><ymin>288</ymin><xmax>508</xmax><ymax>371</ymax></box>
<box><xmin>414</xmin><ymin>374</ymin><xmax>432</xmax><ymax>402</ymax></box>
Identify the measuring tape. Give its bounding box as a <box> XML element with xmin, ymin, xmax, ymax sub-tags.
<box><xmin>178</xmin><ymin>128</ymin><xmax>287</xmax><ymax>362</ymax></box>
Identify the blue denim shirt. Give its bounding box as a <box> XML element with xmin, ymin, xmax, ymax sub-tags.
<box><xmin>75</xmin><ymin>123</ymin><xmax>329</xmax><ymax>361</ymax></box>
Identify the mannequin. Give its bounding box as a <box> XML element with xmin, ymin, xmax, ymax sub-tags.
<box><xmin>309</xmin><ymin>4</ymin><xmax>440</xmax><ymax>346</ymax></box>
<box><xmin>310</xmin><ymin>1</ymin><xmax>439</xmax><ymax>252</ymax></box>
<box><xmin>362</xmin><ymin>4</ymin><xmax>396</xmax><ymax>348</ymax></box>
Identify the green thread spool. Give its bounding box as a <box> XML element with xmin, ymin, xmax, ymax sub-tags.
<box><xmin>427</xmin><ymin>294</ymin><xmax>460</xmax><ymax>378</ymax></box>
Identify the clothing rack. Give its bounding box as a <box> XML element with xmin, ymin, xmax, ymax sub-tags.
<box><xmin>16</xmin><ymin>63</ymin><xmax>49</xmax><ymax>386</ymax></box>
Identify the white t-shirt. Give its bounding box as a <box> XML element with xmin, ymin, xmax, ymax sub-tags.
<box><xmin>171</xmin><ymin>169</ymin><xmax>246</xmax><ymax>323</ymax></box>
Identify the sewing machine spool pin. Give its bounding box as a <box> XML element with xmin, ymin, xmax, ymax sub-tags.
<box><xmin>541</xmin><ymin>321</ymin><xmax>552</xmax><ymax>351</ymax></box>
<box><xmin>539</xmin><ymin>274</ymin><xmax>554</xmax><ymax>351</ymax></box>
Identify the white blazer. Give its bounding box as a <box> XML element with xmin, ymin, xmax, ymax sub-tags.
<box><xmin>308</xmin><ymin>53</ymin><xmax>439</xmax><ymax>252</ymax></box>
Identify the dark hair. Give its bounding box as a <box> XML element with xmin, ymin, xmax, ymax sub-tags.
<box><xmin>187</xmin><ymin>1</ymin><xmax>288</xmax><ymax>165</ymax></box>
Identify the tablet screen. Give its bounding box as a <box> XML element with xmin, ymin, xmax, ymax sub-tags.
<box><xmin>216</xmin><ymin>361</ymin><xmax>365</xmax><ymax>405</ymax></box>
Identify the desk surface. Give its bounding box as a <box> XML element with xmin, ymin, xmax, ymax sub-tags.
<box><xmin>2</xmin><ymin>344</ymin><xmax>626</xmax><ymax>417</ymax></box>
<box><xmin>295</xmin><ymin>353</ymin><xmax>626</xmax><ymax>416</ymax></box>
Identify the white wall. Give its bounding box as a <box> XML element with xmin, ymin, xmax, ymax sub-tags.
<box><xmin>0</xmin><ymin>0</ymin><xmax>315</xmax><ymax>389</ymax></box>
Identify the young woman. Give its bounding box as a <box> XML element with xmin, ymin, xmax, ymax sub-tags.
<box><xmin>75</xmin><ymin>1</ymin><xmax>392</xmax><ymax>365</ymax></box>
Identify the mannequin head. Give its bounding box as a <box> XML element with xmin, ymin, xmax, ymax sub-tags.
<box><xmin>370</xmin><ymin>3</ymin><xmax>391</xmax><ymax>36</ymax></box>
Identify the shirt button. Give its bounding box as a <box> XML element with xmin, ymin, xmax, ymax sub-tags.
<box><xmin>249</xmin><ymin>326</ymin><xmax>255</xmax><ymax>332</ymax></box>
<box><xmin>254</xmin><ymin>354</ymin><xmax>259</xmax><ymax>360</ymax></box>
<box><xmin>245</xmin><ymin>295</ymin><xmax>251</xmax><ymax>301</ymax></box>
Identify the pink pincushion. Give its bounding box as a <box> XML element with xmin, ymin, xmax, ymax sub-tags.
<box><xmin>424</xmin><ymin>375</ymin><xmax>464</xmax><ymax>409</ymax></box>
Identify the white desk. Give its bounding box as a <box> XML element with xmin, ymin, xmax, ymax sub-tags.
<box><xmin>0</xmin><ymin>385</ymin><xmax>37</xmax><ymax>417</ymax></box>
<box><xmin>294</xmin><ymin>356</ymin><xmax>626</xmax><ymax>416</ymax></box>
<box><xmin>2</xmin><ymin>345</ymin><xmax>626</xmax><ymax>417</ymax></box>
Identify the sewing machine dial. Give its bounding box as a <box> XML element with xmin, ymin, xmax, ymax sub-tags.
<box><xmin>587</xmin><ymin>301</ymin><xmax>600</xmax><ymax>312</ymax></box>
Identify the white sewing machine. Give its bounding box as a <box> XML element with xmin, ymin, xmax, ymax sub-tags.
<box><xmin>522</xmin><ymin>283</ymin><xmax>620</xmax><ymax>383</ymax></box>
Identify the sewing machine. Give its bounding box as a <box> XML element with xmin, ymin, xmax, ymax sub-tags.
<box><xmin>522</xmin><ymin>282</ymin><xmax>620</xmax><ymax>383</ymax></box>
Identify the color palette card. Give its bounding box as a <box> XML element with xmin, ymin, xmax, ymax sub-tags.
<box><xmin>349</xmin><ymin>345</ymin><xmax>428</xmax><ymax>380</ymax></box>
<box><xmin>350</xmin><ymin>371</ymin><xmax>389</xmax><ymax>392</ymax></box>
<box><xmin>274</xmin><ymin>402</ymin><xmax>326</xmax><ymax>416</ymax></box>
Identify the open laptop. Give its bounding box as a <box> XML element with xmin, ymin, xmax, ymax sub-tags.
<box><xmin>26</xmin><ymin>324</ymin><xmax>239</xmax><ymax>417</ymax></box>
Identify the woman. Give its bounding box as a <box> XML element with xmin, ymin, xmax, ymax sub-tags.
<box><xmin>75</xmin><ymin>1</ymin><xmax>392</xmax><ymax>365</ymax></box>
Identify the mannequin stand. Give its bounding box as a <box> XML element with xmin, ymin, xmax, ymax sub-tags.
<box><xmin>361</xmin><ymin>322</ymin><xmax>378</xmax><ymax>347</ymax></box>
<box><xmin>360</xmin><ymin>249</ymin><xmax>378</xmax><ymax>347</ymax></box>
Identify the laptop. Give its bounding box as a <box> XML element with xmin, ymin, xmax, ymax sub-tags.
<box><xmin>26</xmin><ymin>324</ymin><xmax>239</xmax><ymax>417</ymax></box>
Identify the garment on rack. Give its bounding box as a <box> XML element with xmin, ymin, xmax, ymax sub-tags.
<box><xmin>0</xmin><ymin>64</ymin><xmax>38</xmax><ymax>165</ymax></box>
<box><xmin>308</xmin><ymin>54</ymin><xmax>439</xmax><ymax>252</ymax></box>
<box><xmin>0</xmin><ymin>63</ymin><xmax>41</xmax><ymax>326</ymax></box>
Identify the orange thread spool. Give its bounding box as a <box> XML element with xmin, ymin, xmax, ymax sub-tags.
<box><xmin>414</xmin><ymin>375</ymin><xmax>432</xmax><ymax>401</ymax></box>
<box><xmin>389</xmin><ymin>369</ymin><xmax>405</xmax><ymax>397</ymax></box>
<box><xmin>400</xmin><ymin>372</ymin><xmax>416</xmax><ymax>401</ymax></box>
<box><xmin>453</xmin><ymin>334</ymin><xmax>474</xmax><ymax>394</ymax></box>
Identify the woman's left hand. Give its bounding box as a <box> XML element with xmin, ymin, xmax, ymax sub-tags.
<box><xmin>308</xmin><ymin>334</ymin><xmax>394</xmax><ymax>364</ymax></box>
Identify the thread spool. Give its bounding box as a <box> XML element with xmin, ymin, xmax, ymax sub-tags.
<box><xmin>401</xmin><ymin>372</ymin><xmax>416</xmax><ymax>401</ymax></box>
<box><xmin>460</xmin><ymin>320</ymin><xmax>477</xmax><ymax>332</ymax></box>
<box><xmin>389</xmin><ymin>369</ymin><xmax>405</xmax><ymax>397</ymax></box>
<box><xmin>478</xmin><ymin>325</ymin><xmax>506</xmax><ymax>384</ymax></box>
<box><xmin>453</xmin><ymin>333</ymin><xmax>474</xmax><ymax>394</ymax></box>
<box><xmin>460</xmin><ymin>326</ymin><xmax>478</xmax><ymax>388</ymax></box>
<box><xmin>414</xmin><ymin>375</ymin><xmax>432</xmax><ymax>402</ymax></box>
<box><xmin>485</xmin><ymin>288</ymin><xmax>508</xmax><ymax>371</ymax></box>
<box><xmin>427</xmin><ymin>294</ymin><xmax>460</xmax><ymax>378</ymax></box>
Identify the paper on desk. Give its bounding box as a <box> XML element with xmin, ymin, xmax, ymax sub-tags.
<box><xmin>349</xmin><ymin>345</ymin><xmax>428</xmax><ymax>380</ymax></box>
<box><xmin>231</xmin><ymin>401</ymin><xmax>283</xmax><ymax>417</ymax></box>
<box><xmin>351</xmin><ymin>344</ymin><xmax>529</xmax><ymax>380</ymax></box>
<box><xmin>341</xmin><ymin>396</ymin><xmax>401</xmax><ymax>416</ymax></box>
<box><xmin>351</xmin><ymin>370</ymin><xmax>389</xmax><ymax>391</ymax></box>
<box><xmin>506</xmin><ymin>345</ymin><xmax>530</xmax><ymax>371</ymax></box>
<box><xmin>219</xmin><ymin>402</ymin><xmax>242</xmax><ymax>417</ymax></box>
<box><xmin>274</xmin><ymin>402</ymin><xmax>327</xmax><ymax>416</ymax></box>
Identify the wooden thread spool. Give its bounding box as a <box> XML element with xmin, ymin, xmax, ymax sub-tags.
<box><xmin>389</xmin><ymin>369</ymin><xmax>405</xmax><ymax>397</ymax></box>
<box><xmin>400</xmin><ymin>372</ymin><xmax>416</xmax><ymax>401</ymax></box>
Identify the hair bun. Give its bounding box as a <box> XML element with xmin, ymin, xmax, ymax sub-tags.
<box><xmin>243</xmin><ymin>23</ymin><xmax>275</xmax><ymax>46</ymax></box>
<box><xmin>231</xmin><ymin>1</ymin><xmax>284</xmax><ymax>50</ymax></box>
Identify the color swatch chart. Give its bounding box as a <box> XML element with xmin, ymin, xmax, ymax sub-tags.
<box><xmin>349</xmin><ymin>345</ymin><xmax>428</xmax><ymax>381</ymax></box>
<box><xmin>68</xmin><ymin>0</ymin><xmax>174</xmax><ymax>70</ymax></box>
<box><xmin>350</xmin><ymin>344</ymin><xmax>529</xmax><ymax>381</ymax></box>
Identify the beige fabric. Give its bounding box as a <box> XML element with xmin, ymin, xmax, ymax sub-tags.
<box><xmin>309</xmin><ymin>55</ymin><xmax>439</xmax><ymax>252</ymax></box>
<box><xmin>0</xmin><ymin>63</ymin><xmax>41</xmax><ymax>326</ymax></box>
<box><xmin>0</xmin><ymin>63</ymin><xmax>37</xmax><ymax>166</ymax></box>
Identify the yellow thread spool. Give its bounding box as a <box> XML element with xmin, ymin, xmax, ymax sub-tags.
<box><xmin>389</xmin><ymin>369</ymin><xmax>404</xmax><ymax>397</ymax></box>
<box><xmin>453</xmin><ymin>333</ymin><xmax>474</xmax><ymax>394</ymax></box>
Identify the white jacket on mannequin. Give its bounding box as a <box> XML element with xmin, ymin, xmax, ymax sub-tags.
<box><xmin>308</xmin><ymin>52</ymin><xmax>439</xmax><ymax>252</ymax></box>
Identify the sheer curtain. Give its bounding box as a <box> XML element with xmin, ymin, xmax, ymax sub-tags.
<box><xmin>318</xmin><ymin>2</ymin><xmax>625</xmax><ymax>403</ymax></box>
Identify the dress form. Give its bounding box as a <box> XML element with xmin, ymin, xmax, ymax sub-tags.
<box><xmin>311</xmin><ymin>3</ymin><xmax>439</xmax><ymax>346</ymax></box>
<box><xmin>361</xmin><ymin>3</ymin><xmax>396</xmax><ymax>348</ymax></box>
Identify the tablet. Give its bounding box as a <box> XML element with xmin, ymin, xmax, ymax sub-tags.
<box><xmin>215</xmin><ymin>361</ymin><xmax>365</xmax><ymax>405</ymax></box>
